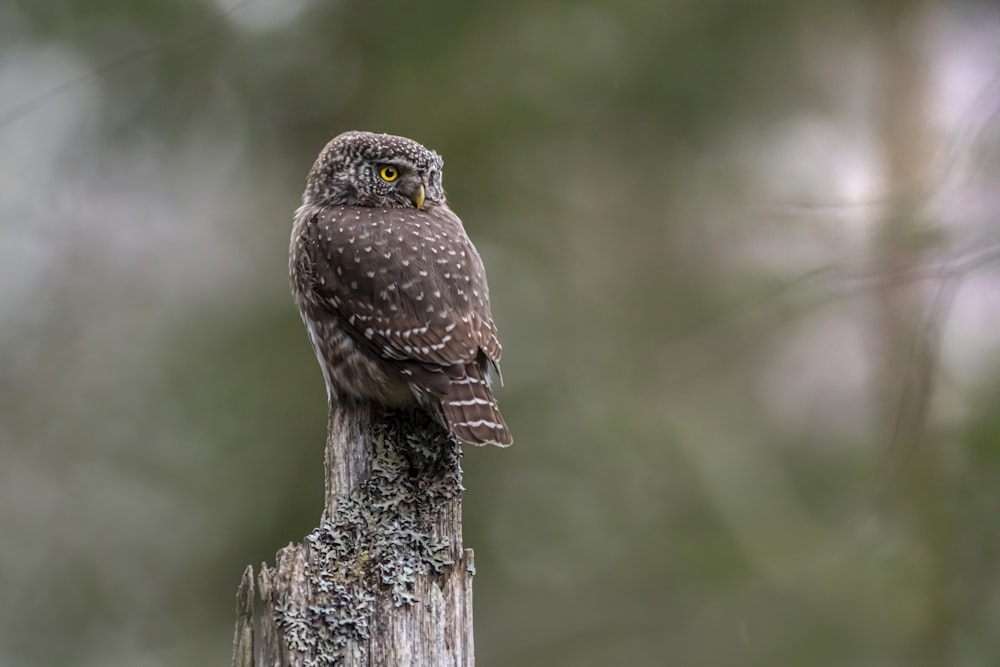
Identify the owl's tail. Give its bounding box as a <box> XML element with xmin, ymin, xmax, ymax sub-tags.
<box><xmin>441</xmin><ymin>365</ymin><xmax>512</xmax><ymax>447</ymax></box>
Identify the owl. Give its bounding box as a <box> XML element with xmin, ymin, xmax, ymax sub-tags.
<box><xmin>290</xmin><ymin>131</ymin><xmax>512</xmax><ymax>447</ymax></box>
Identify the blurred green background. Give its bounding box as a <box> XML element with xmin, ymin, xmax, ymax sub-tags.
<box><xmin>2</xmin><ymin>0</ymin><xmax>1000</xmax><ymax>665</ymax></box>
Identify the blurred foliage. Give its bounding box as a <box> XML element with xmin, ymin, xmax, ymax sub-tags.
<box><xmin>2</xmin><ymin>0</ymin><xmax>1000</xmax><ymax>665</ymax></box>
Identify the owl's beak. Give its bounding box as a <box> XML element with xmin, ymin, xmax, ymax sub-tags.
<box><xmin>412</xmin><ymin>184</ymin><xmax>426</xmax><ymax>210</ymax></box>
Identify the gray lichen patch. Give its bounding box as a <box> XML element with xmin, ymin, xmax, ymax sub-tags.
<box><xmin>275</xmin><ymin>408</ymin><xmax>464</xmax><ymax>665</ymax></box>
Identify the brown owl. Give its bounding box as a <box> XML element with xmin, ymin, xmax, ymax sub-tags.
<box><xmin>290</xmin><ymin>131</ymin><xmax>512</xmax><ymax>446</ymax></box>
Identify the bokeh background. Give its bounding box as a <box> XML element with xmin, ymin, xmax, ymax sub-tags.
<box><xmin>3</xmin><ymin>0</ymin><xmax>1000</xmax><ymax>665</ymax></box>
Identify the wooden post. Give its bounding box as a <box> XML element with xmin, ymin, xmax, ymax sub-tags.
<box><xmin>232</xmin><ymin>403</ymin><xmax>475</xmax><ymax>667</ymax></box>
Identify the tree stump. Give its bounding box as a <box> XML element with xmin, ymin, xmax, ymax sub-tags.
<box><xmin>232</xmin><ymin>403</ymin><xmax>475</xmax><ymax>666</ymax></box>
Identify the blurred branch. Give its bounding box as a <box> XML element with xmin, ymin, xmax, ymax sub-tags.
<box><xmin>872</xmin><ymin>1</ymin><xmax>956</xmax><ymax>665</ymax></box>
<box><xmin>0</xmin><ymin>0</ymin><xmax>255</xmax><ymax>129</ymax></box>
<box><xmin>654</xmin><ymin>232</ymin><xmax>999</xmax><ymax>390</ymax></box>
<box><xmin>885</xmin><ymin>269</ymin><xmax>959</xmax><ymax>456</ymax></box>
<box><xmin>872</xmin><ymin>0</ymin><xmax>937</xmax><ymax>448</ymax></box>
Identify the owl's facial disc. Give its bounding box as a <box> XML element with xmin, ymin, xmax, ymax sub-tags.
<box><xmin>305</xmin><ymin>131</ymin><xmax>445</xmax><ymax>208</ymax></box>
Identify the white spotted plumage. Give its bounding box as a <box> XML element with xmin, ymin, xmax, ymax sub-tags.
<box><xmin>290</xmin><ymin>131</ymin><xmax>512</xmax><ymax>446</ymax></box>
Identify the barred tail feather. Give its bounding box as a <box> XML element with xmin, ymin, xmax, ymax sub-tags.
<box><xmin>442</xmin><ymin>366</ymin><xmax>512</xmax><ymax>447</ymax></box>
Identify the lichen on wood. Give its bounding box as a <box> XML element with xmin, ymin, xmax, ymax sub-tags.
<box><xmin>232</xmin><ymin>406</ymin><xmax>475</xmax><ymax>667</ymax></box>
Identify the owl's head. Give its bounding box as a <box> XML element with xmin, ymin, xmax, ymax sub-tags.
<box><xmin>303</xmin><ymin>131</ymin><xmax>445</xmax><ymax>210</ymax></box>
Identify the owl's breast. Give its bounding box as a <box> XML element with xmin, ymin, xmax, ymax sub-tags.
<box><xmin>300</xmin><ymin>311</ymin><xmax>414</xmax><ymax>406</ymax></box>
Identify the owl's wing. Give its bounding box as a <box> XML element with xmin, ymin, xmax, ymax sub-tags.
<box><xmin>302</xmin><ymin>205</ymin><xmax>501</xmax><ymax>381</ymax></box>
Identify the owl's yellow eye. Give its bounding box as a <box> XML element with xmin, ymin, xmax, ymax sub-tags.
<box><xmin>378</xmin><ymin>165</ymin><xmax>399</xmax><ymax>182</ymax></box>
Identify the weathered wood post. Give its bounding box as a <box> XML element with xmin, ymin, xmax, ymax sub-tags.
<box><xmin>232</xmin><ymin>402</ymin><xmax>475</xmax><ymax>666</ymax></box>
